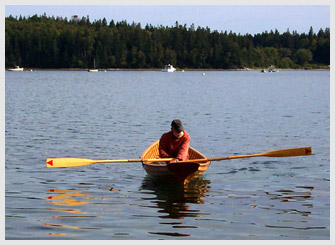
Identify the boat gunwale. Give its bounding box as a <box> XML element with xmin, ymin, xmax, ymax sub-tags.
<box><xmin>140</xmin><ymin>140</ymin><xmax>210</xmax><ymax>166</ymax></box>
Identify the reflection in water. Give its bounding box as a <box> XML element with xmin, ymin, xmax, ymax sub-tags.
<box><xmin>46</xmin><ymin>207</ymin><xmax>87</xmax><ymax>215</ymax></box>
<box><xmin>44</xmin><ymin>189</ymin><xmax>97</xmax><ymax>236</ymax></box>
<box><xmin>139</xmin><ymin>176</ymin><xmax>211</xmax><ymax>237</ymax></box>
<box><xmin>264</xmin><ymin>186</ymin><xmax>314</xmax><ymax>217</ymax></box>
<box><xmin>265</xmin><ymin>187</ymin><xmax>313</xmax><ymax>203</ymax></box>
<box><xmin>46</xmin><ymin>189</ymin><xmax>92</xmax><ymax>206</ymax></box>
<box><xmin>261</xmin><ymin>185</ymin><xmax>326</xmax><ymax>231</ymax></box>
<box><xmin>140</xmin><ymin>176</ymin><xmax>211</xmax><ymax>219</ymax></box>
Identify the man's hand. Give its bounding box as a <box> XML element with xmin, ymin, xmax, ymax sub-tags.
<box><xmin>169</xmin><ymin>158</ymin><xmax>179</xmax><ymax>163</ymax></box>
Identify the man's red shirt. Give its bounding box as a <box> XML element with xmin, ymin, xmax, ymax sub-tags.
<box><xmin>158</xmin><ymin>131</ymin><xmax>190</xmax><ymax>160</ymax></box>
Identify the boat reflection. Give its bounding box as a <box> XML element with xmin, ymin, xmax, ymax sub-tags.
<box><xmin>140</xmin><ymin>176</ymin><xmax>211</xmax><ymax>219</ymax></box>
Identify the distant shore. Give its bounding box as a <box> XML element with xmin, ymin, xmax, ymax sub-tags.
<box><xmin>5</xmin><ymin>67</ymin><xmax>330</xmax><ymax>71</ymax></box>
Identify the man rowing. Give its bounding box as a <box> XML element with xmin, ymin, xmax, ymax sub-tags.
<box><xmin>158</xmin><ymin>119</ymin><xmax>190</xmax><ymax>163</ymax></box>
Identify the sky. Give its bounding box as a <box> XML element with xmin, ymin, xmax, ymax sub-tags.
<box><xmin>4</xmin><ymin>2</ymin><xmax>331</xmax><ymax>35</ymax></box>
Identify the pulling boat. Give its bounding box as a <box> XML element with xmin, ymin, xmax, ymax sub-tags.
<box><xmin>141</xmin><ymin>140</ymin><xmax>211</xmax><ymax>184</ymax></box>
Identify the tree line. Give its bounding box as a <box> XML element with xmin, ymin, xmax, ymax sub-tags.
<box><xmin>5</xmin><ymin>14</ymin><xmax>330</xmax><ymax>69</ymax></box>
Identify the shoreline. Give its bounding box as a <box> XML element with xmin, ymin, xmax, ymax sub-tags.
<box><xmin>5</xmin><ymin>67</ymin><xmax>330</xmax><ymax>71</ymax></box>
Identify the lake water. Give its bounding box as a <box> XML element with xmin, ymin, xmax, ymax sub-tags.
<box><xmin>5</xmin><ymin>70</ymin><xmax>330</xmax><ymax>239</ymax></box>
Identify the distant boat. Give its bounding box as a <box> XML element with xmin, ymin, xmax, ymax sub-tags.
<box><xmin>261</xmin><ymin>65</ymin><xmax>278</xmax><ymax>73</ymax></box>
<box><xmin>161</xmin><ymin>64</ymin><xmax>176</xmax><ymax>72</ymax></box>
<box><xmin>8</xmin><ymin>66</ymin><xmax>24</xmax><ymax>71</ymax></box>
<box><xmin>267</xmin><ymin>65</ymin><xmax>278</xmax><ymax>72</ymax></box>
<box><xmin>88</xmin><ymin>59</ymin><xmax>98</xmax><ymax>72</ymax></box>
<box><xmin>88</xmin><ymin>69</ymin><xmax>98</xmax><ymax>72</ymax></box>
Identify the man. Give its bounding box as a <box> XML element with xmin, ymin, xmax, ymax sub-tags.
<box><xmin>159</xmin><ymin>119</ymin><xmax>190</xmax><ymax>163</ymax></box>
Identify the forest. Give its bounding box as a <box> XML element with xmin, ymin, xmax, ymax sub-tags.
<box><xmin>5</xmin><ymin>14</ymin><xmax>330</xmax><ymax>69</ymax></box>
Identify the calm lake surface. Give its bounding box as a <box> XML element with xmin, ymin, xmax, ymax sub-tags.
<box><xmin>5</xmin><ymin>70</ymin><xmax>329</xmax><ymax>239</ymax></box>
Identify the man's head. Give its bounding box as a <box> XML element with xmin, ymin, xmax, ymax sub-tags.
<box><xmin>171</xmin><ymin>119</ymin><xmax>184</xmax><ymax>138</ymax></box>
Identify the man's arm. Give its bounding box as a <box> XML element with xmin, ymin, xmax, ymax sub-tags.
<box><xmin>176</xmin><ymin>136</ymin><xmax>190</xmax><ymax>160</ymax></box>
<box><xmin>159</xmin><ymin>136</ymin><xmax>171</xmax><ymax>158</ymax></box>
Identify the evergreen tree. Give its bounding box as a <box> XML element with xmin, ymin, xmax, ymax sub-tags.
<box><xmin>5</xmin><ymin>14</ymin><xmax>330</xmax><ymax>69</ymax></box>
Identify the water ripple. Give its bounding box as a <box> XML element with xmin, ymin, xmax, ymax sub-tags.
<box><xmin>5</xmin><ymin>70</ymin><xmax>330</xmax><ymax>239</ymax></box>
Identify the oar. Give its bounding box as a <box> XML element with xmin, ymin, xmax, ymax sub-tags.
<box><xmin>46</xmin><ymin>157</ymin><xmax>175</xmax><ymax>168</ymax></box>
<box><xmin>178</xmin><ymin>146</ymin><xmax>312</xmax><ymax>163</ymax></box>
<box><xmin>46</xmin><ymin>147</ymin><xmax>312</xmax><ymax>168</ymax></box>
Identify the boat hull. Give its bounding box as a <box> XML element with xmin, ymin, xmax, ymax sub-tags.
<box><xmin>161</xmin><ymin>69</ymin><xmax>176</xmax><ymax>72</ymax></box>
<box><xmin>8</xmin><ymin>67</ymin><xmax>23</xmax><ymax>71</ymax></box>
<box><xmin>141</xmin><ymin>140</ymin><xmax>210</xmax><ymax>184</ymax></box>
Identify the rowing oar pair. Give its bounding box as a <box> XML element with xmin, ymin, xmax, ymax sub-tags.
<box><xmin>46</xmin><ymin>146</ymin><xmax>312</xmax><ymax>168</ymax></box>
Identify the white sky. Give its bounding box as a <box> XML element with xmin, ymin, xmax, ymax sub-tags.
<box><xmin>4</xmin><ymin>2</ymin><xmax>331</xmax><ymax>34</ymax></box>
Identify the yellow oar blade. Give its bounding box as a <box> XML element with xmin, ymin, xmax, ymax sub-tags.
<box><xmin>262</xmin><ymin>147</ymin><xmax>312</xmax><ymax>157</ymax></box>
<box><xmin>46</xmin><ymin>158</ymin><xmax>97</xmax><ymax>168</ymax></box>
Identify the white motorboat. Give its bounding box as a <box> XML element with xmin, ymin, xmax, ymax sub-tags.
<box><xmin>88</xmin><ymin>69</ymin><xmax>98</xmax><ymax>72</ymax></box>
<box><xmin>8</xmin><ymin>66</ymin><xmax>24</xmax><ymax>71</ymax></box>
<box><xmin>161</xmin><ymin>64</ymin><xmax>176</xmax><ymax>72</ymax></box>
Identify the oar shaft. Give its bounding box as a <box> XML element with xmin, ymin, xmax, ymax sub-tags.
<box><xmin>179</xmin><ymin>154</ymin><xmax>265</xmax><ymax>163</ymax></box>
<box><xmin>46</xmin><ymin>157</ymin><xmax>175</xmax><ymax>168</ymax></box>
<box><xmin>178</xmin><ymin>147</ymin><xmax>312</xmax><ymax>163</ymax></box>
<box><xmin>209</xmin><ymin>154</ymin><xmax>263</xmax><ymax>161</ymax></box>
<box><xmin>95</xmin><ymin>158</ymin><xmax>175</xmax><ymax>163</ymax></box>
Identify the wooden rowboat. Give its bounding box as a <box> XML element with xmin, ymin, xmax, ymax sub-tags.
<box><xmin>141</xmin><ymin>140</ymin><xmax>211</xmax><ymax>184</ymax></box>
